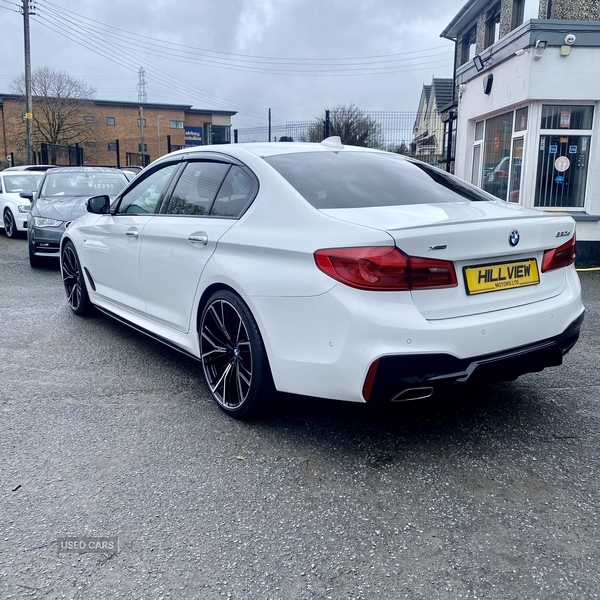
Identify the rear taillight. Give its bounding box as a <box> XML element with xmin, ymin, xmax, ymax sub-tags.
<box><xmin>542</xmin><ymin>235</ymin><xmax>576</xmax><ymax>273</ymax></box>
<box><xmin>314</xmin><ymin>246</ymin><xmax>457</xmax><ymax>291</ymax></box>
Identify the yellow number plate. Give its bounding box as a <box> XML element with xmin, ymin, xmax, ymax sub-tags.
<box><xmin>464</xmin><ymin>259</ymin><xmax>540</xmax><ymax>295</ymax></box>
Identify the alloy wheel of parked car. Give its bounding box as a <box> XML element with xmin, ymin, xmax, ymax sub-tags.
<box><xmin>61</xmin><ymin>241</ymin><xmax>92</xmax><ymax>316</ymax></box>
<box><xmin>3</xmin><ymin>208</ymin><xmax>17</xmax><ymax>238</ymax></box>
<box><xmin>200</xmin><ymin>291</ymin><xmax>273</xmax><ymax>418</ymax></box>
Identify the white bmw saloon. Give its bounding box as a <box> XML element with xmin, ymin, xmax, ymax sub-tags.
<box><xmin>60</xmin><ymin>138</ymin><xmax>584</xmax><ymax>418</ymax></box>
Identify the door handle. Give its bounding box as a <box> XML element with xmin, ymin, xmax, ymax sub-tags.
<box><xmin>126</xmin><ymin>229</ymin><xmax>138</xmax><ymax>239</ymax></box>
<box><xmin>188</xmin><ymin>234</ymin><xmax>208</xmax><ymax>246</ymax></box>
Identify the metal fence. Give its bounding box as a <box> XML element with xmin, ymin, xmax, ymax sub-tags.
<box><xmin>234</xmin><ymin>110</ymin><xmax>447</xmax><ymax>165</ymax></box>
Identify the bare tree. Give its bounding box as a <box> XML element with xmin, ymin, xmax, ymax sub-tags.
<box><xmin>10</xmin><ymin>67</ymin><xmax>97</xmax><ymax>147</ymax></box>
<box><xmin>307</xmin><ymin>104</ymin><xmax>383</xmax><ymax>148</ymax></box>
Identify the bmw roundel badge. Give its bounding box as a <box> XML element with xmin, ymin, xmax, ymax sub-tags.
<box><xmin>509</xmin><ymin>230</ymin><xmax>520</xmax><ymax>247</ymax></box>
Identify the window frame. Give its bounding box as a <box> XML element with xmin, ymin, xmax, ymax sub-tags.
<box><xmin>106</xmin><ymin>117</ymin><xmax>116</xmax><ymax>126</ymax></box>
<box><xmin>485</xmin><ymin>4</ymin><xmax>501</xmax><ymax>48</ymax></box>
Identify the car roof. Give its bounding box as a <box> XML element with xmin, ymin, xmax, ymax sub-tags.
<box><xmin>4</xmin><ymin>164</ymin><xmax>55</xmax><ymax>171</ymax></box>
<box><xmin>43</xmin><ymin>166</ymin><xmax>125</xmax><ymax>174</ymax></box>
<box><xmin>1</xmin><ymin>170</ymin><xmax>43</xmax><ymax>176</ymax></box>
<box><xmin>166</xmin><ymin>138</ymin><xmax>384</xmax><ymax>161</ymax></box>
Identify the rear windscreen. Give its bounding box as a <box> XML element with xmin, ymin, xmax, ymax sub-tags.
<box><xmin>264</xmin><ymin>151</ymin><xmax>493</xmax><ymax>209</ymax></box>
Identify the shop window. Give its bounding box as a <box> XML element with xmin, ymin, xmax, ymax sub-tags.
<box><xmin>508</xmin><ymin>138</ymin><xmax>524</xmax><ymax>203</ymax></box>
<box><xmin>485</xmin><ymin>4</ymin><xmax>501</xmax><ymax>48</ymax></box>
<box><xmin>515</xmin><ymin>107</ymin><xmax>528</xmax><ymax>132</ymax></box>
<box><xmin>475</xmin><ymin>121</ymin><xmax>484</xmax><ymax>140</ymax></box>
<box><xmin>534</xmin><ymin>105</ymin><xmax>593</xmax><ymax>209</ymax></box>
<box><xmin>540</xmin><ymin>105</ymin><xmax>593</xmax><ymax>130</ymax></box>
<box><xmin>482</xmin><ymin>112</ymin><xmax>513</xmax><ymax>200</ymax></box>
<box><xmin>471</xmin><ymin>145</ymin><xmax>482</xmax><ymax>187</ymax></box>
<box><xmin>138</xmin><ymin>143</ymin><xmax>147</xmax><ymax>152</ymax></box>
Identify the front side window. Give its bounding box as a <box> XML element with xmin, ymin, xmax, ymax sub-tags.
<box><xmin>165</xmin><ymin>162</ymin><xmax>230</xmax><ymax>216</ymax></box>
<box><xmin>118</xmin><ymin>164</ymin><xmax>178</xmax><ymax>214</ymax></box>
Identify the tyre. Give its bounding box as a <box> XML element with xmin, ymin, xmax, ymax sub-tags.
<box><xmin>3</xmin><ymin>208</ymin><xmax>18</xmax><ymax>239</ymax></box>
<box><xmin>200</xmin><ymin>290</ymin><xmax>274</xmax><ymax>419</ymax></box>
<box><xmin>61</xmin><ymin>241</ymin><xmax>92</xmax><ymax>316</ymax></box>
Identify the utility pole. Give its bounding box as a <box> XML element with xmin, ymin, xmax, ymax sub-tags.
<box><xmin>268</xmin><ymin>108</ymin><xmax>271</xmax><ymax>142</ymax></box>
<box><xmin>22</xmin><ymin>0</ymin><xmax>35</xmax><ymax>164</ymax></box>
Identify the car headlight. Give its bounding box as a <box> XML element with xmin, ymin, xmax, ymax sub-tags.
<box><xmin>33</xmin><ymin>217</ymin><xmax>64</xmax><ymax>228</ymax></box>
<box><xmin>18</xmin><ymin>205</ymin><xmax>30</xmax><ymax>213</ymax></box>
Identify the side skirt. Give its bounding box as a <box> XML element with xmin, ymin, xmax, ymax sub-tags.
<box><xmin>95</xmin><ymin>305</ymin><xmax>201</xmax><ymax>364</ymax></box>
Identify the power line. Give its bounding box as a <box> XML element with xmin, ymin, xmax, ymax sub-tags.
<box><xmin>39</xmin><ymin>0</ymin><xmax>451</xmax><ymax>66</ymax></box>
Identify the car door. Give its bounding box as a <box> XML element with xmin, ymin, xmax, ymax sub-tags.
<box><xmin>84</xmin><ymin>162</ymin><xmax>180</xmax><ymax>312</ymax></box>
<box><xmin>138</xmin><ymin>159</ymin><xmax>258</xmax><ymax>332</ymax></box>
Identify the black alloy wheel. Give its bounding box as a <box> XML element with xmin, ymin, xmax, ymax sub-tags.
<box><xmin>3</xmin><ymin>208</ymin><xmax>18</xmax><ymax>239</ymax></box>
<box><xmin>61</xmin><ymin>241</ymin><xmax>92</xmax><ymax>316</ymax></box>
<box><xmin>200</xmin><ymin>290</ymin><xmax>274</xmax><ymax>418</ymax></box>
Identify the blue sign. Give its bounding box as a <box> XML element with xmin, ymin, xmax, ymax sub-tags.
<box><xmin>555</xmin><ymin>175</ymin><xmax>565</xmax><ymax>184</ymax></box>
<box><xmin>569</xmin><ymin>145</ymin><xmax>577</xmax><ymax>154</ymax></box>
<box><xmin>549</xmin><ymin>145</ymin><xmax>558</xmax><ymax>154</ymax></box>
<box><xmin>185</xmin><ymin>126</ymin><xmax>203</xmax><ymax>147</ymax></box>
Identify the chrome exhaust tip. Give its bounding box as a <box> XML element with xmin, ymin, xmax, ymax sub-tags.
<box><xmin>391</xmin><ymin>387</ymin><xmax>434</xmax><ymax>402</ymax></box>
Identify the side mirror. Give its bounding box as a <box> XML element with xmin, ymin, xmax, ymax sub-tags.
<box><xmin>86</xmin><ymin>195</ymin><xmax>111</xmax><ymax>214</ymax></box>
<box><xmin>20</xmin><ymin>191</ymin><xmax>34</xmax><ymax>199</ymax></box>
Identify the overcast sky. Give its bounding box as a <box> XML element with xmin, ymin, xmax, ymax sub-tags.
<box><xmin>0</xmin><ymin>0</ymin><xmax>460</xmax><ymax>130</ymax></box>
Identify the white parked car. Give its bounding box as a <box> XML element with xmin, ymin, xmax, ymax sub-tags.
<box><xmin>0</xmin><ymin>170</ymin><xmax>44</xmax><ymax>238</ymax></box>
<box><xmin>60</xmin><ymin>138</ymin><xmax>584</xmax><ymax>418</ymax></box>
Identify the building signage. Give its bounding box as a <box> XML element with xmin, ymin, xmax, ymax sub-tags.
<box><xmin>549</xmin><ymin>145</ymin><xmax>558</xmax><ymax>154</ymax></box>
<box><xmin>555</xmin><ymin>156</ymin><xmax>570</xmax><ymax>172</ymax></box>
<box><xmin>559</xmin><ymin>111</ymin><xmax>571</xmax><ymax>128</ymax></box>
<box><xmin>185</xmin><ymin>126</ymin><xmax>203</xmax><ymax>147</ymax></box>
<box><xmin>569</xmin><ymin>145</ymin><xmax>578</xmax><ymax>154</ymax></box>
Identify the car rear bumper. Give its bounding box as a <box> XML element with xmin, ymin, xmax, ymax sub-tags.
<box><xmin>365</xmin><ymin>311</ymin><xmax>584</xmax><ymax>402</ymax></box>
<box><xmin>250</xmin><ymin>266</ymin><xmax>584</xmax><ymax>403</ymax></box>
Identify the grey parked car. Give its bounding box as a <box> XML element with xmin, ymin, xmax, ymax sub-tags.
<box><xmin>26</xmin><ymin>167</ymin><xmax>128</xmax><ymax>268</ymax></box>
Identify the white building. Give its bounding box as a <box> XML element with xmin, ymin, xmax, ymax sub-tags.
<box><xmin>441</xmin><ymin>0</ymin><xmax>600</xmax><ymax>265</ymax></box>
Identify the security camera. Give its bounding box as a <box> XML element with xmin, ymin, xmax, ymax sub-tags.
<box><xmin>564</xmin><ymin>34</ymin><xmax>576</xmax><ymax>45</ymax></box>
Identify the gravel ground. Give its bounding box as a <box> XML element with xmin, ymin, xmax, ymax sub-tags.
<box><xmin>1</xmin><ymin>234</ymin><xmax>599</xmax><ymax>599</ymax></box>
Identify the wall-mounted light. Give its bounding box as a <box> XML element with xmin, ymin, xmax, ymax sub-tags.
<box><xmin>473</xmin><ymin>55</ymin><xmax>485</xmax><ymax>72</ymax></box>
<box><xmin>534</xmin><ymin>40</ymin><xmax>547</xmax><ymax>60</ymax></box>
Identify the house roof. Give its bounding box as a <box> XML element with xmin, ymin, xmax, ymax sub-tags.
<box><xmin>440</xmin><ymin>0</ymin><xmax>489</xmax><ymax>39</ymax></box>
<box><xmin>431</xmin><ymin>78</ymin><xmax>454</xmax><ymax>109</ymax></box>
<box><xmin>423</xmin><ymin>84</ymin><xmax>432</xmax><ymax>103</ymax></box>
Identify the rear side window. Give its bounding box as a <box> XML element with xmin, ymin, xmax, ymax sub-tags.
<box><xmin>211</xmin><ymin>166</ymin><xmax>257</xmax><ymax>217</ymax></box>
<box><xmin>264</xmin><ymin>151</ymin><xmax>493</xmax><ymax>208</ymax></box>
